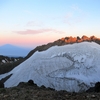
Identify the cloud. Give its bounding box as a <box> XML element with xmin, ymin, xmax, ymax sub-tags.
<box><xmin>26</xmin><ymin>21</ymin><xmax>36</xmax><ymax>26</ymax></box>
<box><xmin>26</xmin><ymin>21</ymin><xmax>42</xmax><ymax>27</ymax></box>
<box><xmin>64</xmin><ymin>5</ymin><xmax>84</xmax><ymax>25</ymax></box>
<box><xmin>64</xmin><ymin>12</ymin><xmax>73</xmax><ymax>25</ymax></box>
<box><xmin>14</xmin><ymin>29</ymin><xmax>65</xmax><ymax>35</ymax></box>
<box><xmin>70</xmin><ymin>4</ymin><xmax>82</xmax><ymax>13</ymax></box>
<box><xmin>64</xmin><ymin>15</ymin><xmax>83</xmax><ymax>26</ymax></box>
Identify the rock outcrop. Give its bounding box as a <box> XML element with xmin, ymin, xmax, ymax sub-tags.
<box><xmin>0</xmin><ymin>55</ymin><xmax>23</xmax><ymax>64</ymax></box>
<box><xmin>0</xmin><ymin>81</ymin><xmax>4</xmax><ymax>88</ymax></box>
<box><xmin>86</xmin><ymin>82</ymin><xmax>100</xmax><ymax>92</ymax></box>
<box><xmin>0</xmin><ymin>56</ymin><xmax>24</xmax><ymax>74</ymax></box>
<box><xmin>25</xmin><ymin>35</ymin><xmax>100</xmax><ymax>59</ymax></box>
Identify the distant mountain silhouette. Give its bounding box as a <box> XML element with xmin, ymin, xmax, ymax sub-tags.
<box><xmin>0</xmin><ymin>44</ymin><xmax>31</xmax><ymax>57</ymax></box>
<box><xmin>25</xmin><ymin>35</ymin><xmax>100</xmax><ymax>59</ymax></box>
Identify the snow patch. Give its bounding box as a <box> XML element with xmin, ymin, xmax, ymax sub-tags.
<box><xmin>2</xmin><ymin>60</ymin><xmax>6</xmax><ymax>63</ymax></box>
<box><xmin>0</xmin><ymin>42</ymin><xmax>100</xmax><ymax>92</ymax></box>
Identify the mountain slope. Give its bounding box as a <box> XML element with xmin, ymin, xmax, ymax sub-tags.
<box><xmin>0</xmin><ymin>44</ymin><xmax>31</xmax><ymax>57</ymax></box>
<box><xmin>0</xmin><ymin>42</ymin><xmax>100</xmax><ymax>92</ymax></box>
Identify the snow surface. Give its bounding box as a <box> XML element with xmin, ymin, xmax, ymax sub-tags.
<box><xmin>0</xmin><ymin>42</ymin><xmax>100</xmax><ymax>92</ymax></box>
<box><xmin>2</xmin><ymin>60</ymin><xmax>6</xmax><ymax>63</ymax></box>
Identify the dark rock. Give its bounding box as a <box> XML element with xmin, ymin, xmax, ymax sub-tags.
<box><xmin>28</xmin><ymin>80</ymin><xmax>37</xmax><ymax>86</ymax></box>
<box><xmin>40</xmin><ymin>85</ymin><xmax>46</xmax><ymax>89</ymax></box>
<box><xmin>47</xmin><ymin>87</ymin><xmax>55</xmax><ymax>91</ymax></box>
<box><xmin>0</xmin><ymin>81</ymin><xmax>4</xmax><ymax>88</ymax></box>
<box><xmin>82</xmin><ymin>35</ymin><xmax>89</xmax><ymax>41</ymax></box>
<box><xmin>86</xmin><ymin>82</ymin><xmax>100</xmax><ymax>93</ymax></box>
<box><xmin>28</xmin><ymin>80</ymin><xmax>34</xmax><ymax>84</ymax></box>
<box><xmin>1</xmin><ymin>74</ymin><xmax>12</xmax><ymax>83</ymax></box>
<box><xmin>77</xmin><ymin>36</ymin><xmax>81</xmax><ymax>40</ymax></box>
<box><xmin>86</xmin><ymin>87</ymin><xmax>95</xmax><ymax>92</ymax></box>
<box><xmin>0</xmin><ymin>56</ymin><xmax>24</xmax><ymax>74</ymax></box>
<box><xmin>17</xmin><ymin>82</ymin><xmax>27</xmax><ymax>87</ymax></box>
<box><xmin>95</xmin><ymin>82</ymin><xmax>100</xmax><ymax>92</ymax></box>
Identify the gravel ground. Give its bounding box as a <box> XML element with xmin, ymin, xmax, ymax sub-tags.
<box><xmin>0</xmin><ymin>83</ymin><xmax>100</xmax><ymax>100</ymax></box>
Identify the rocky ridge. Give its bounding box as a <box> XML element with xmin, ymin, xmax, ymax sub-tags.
<box><xmin>0</xmin><ymin>55</ymin><xmax>24</xmax><ymax>74</ymax></box>
<box><xmin>26</xmin><ymin>35</ymin><xmax>100</xmax><ymax>59</ymax></box>
<box><xmin>0</xmin><ymin>55</ymin><xmax>23</xmax><ymax>64</ymax></box>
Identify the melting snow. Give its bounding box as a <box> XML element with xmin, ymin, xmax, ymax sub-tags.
<box><xmin>0</xmin><ymin>42</ymin><xmax>100</xmax><ymax>92</ymax></box>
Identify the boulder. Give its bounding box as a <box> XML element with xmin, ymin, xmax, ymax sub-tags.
<box><xmin>86</xmin><ymin>82</ymin><xmax>100</xmax><ymax>92</ymax></box>
<box><xmin>95</xmin><ymin>82</ymin><xmax>100</xmax><ymax>92</ymax></box>
<box><xmin>0</xmin><ymin>81</ymin><xmax>4</xmax><ymax>88</ymax></box>
<box><xmin>82</xmin><ymin>35</ymin><xmax>89</xmax><ymax>41</ymax></box>
<box><xmin>28</xmin><ymin>80</ymin><xmax>37</xmax><ymax>86</ymax></box>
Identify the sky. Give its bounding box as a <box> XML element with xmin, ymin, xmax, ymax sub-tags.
<box><xmin>0</xmin><ymin>0</ymin><xmax>100</xmax><ymax>48</ymax></box>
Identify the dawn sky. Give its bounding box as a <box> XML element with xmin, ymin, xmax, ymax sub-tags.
<box><xmin>0</xmin><ymin>0</ymin><xmax>100</xmax><ymax>48</ymax></box>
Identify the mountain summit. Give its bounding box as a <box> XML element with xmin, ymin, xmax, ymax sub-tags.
<box><xmin>1</xmin><ymin>39</ymin><xmax>100</xmax><ymax>92</ymax></box>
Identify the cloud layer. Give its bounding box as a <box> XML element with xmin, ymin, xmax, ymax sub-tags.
<box><xmin>14</xmin><ymin>29</ymin><xmax>65</xmax><ymax>35</ymax></box>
